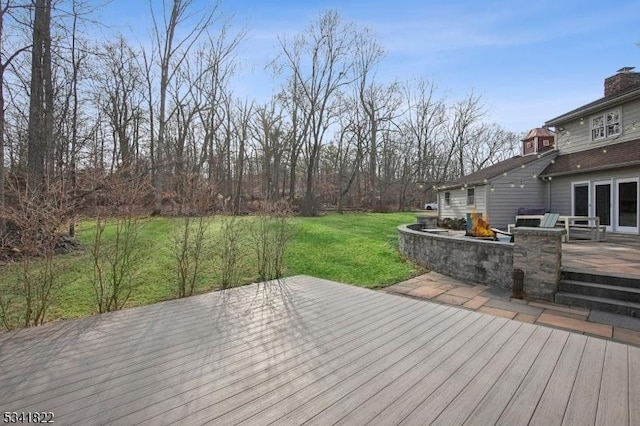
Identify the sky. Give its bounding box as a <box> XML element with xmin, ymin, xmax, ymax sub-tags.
<box><xmin>100</xmin><ymin>0</ymin><xmax>640</xmax><ymax>133</ymax></box>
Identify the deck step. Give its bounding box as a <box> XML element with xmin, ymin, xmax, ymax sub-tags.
<box><xmin>554</xmin><ymin>292</ymin><xmax>640</xmax><ymax>318</ymax></box>
<box><xmin>561</xmin><ymin>268</ymin><xmax>640</xmax><ymax>289</ymax></box>
<box><xmin>558</xmin><ymin>279</ymin><xmax>640</xmax><ymax>303</ymax></box>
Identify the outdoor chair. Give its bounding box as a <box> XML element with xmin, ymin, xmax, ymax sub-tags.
<box><xmin>494</xmin><ymin>212</ymin><xmax>560</xmax><ymax>242</ymax></box>
<box><xmin>539</xmin><ymin>213</ymin><xmax>560</xmax><ymax>228</ymax></box>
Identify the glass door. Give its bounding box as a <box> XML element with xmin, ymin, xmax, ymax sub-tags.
<box><xmin>593</xmin><ymin>180</ymin><xmax>612</xmax><ymax>231</ymax></box>
<box><xmin>572</xmin><ymin>183</ymin><xmax>589</xmax><ymax>215</ymax></box>
<box><xmin>616</xmin><ymin>178</ymin><xmax>639</xmax><ymax>233</ymax></box>
<box><xmin>572</xmin><ymin>182</ymin><xmax>590</xmax><ymax>225</ymax></box>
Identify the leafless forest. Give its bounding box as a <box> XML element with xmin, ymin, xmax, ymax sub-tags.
<box><xmin>0</xmin><ymin>0</ymin><xmax>520</xmax><ymax>218</ymax></box>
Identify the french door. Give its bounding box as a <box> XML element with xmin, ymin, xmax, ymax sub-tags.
<box><xmin>616</xmin><ymin>178</ymin><xmax>639</xmax><ymax>233</ymax></box>
<box><xmin>572</xmin><ymin>182</ymin><xmax>589</xmax><ymax>217</ymax></box>
<box><xmin>593</xmin><ymin>180</ymin><xmax>612</xmax><ymax>231</ymax></box>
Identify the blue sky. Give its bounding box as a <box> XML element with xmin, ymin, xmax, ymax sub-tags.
<box><xmin>101</xmin><ymin>0</ymin><xmax>640</xmax><ymax>133</ymax></box>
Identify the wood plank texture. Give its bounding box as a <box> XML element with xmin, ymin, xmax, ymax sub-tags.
<box><xmin>0</xmin><ymin>275</ymin><xmax>638</xmax><ymax>426</ymax></box>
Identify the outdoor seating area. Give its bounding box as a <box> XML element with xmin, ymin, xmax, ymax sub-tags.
<box><xmin>508</xmin><ymin>213</ymin><xmax>607</xmax><ymax>242</ymax></box>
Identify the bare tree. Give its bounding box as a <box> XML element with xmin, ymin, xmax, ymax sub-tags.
<box><xmin>444</xmin><ymin>90</ymin><xmax>485</xmax><ymax>178</ymax></box>
<box><xmin>0</xmin><ymin>1</ymin><xmax>30</xmax><ymax>208</ymax></box>
<box><xmin>232</xmin><ymin>98</ymin><xmax>253</xmax><ymax>214</ymax></box>
<box><xmin>148</xmin><ymin>0</ymin><xmax>218</xmax><ymax>215</ymax></box>
<box><xmin>190</xmin><ymin>30</ymin><xmax>244</xmax><ymax>193</ymax></box>
<box><xmin>276</xmin><ymin>10</ymin><xmax>359</xmax><ymax>216</ymax></box>
<box><xmin>465</xmin><ymin>123</ymin><xmax>519</xmax><ymax>172</ymax></box>
<box><xmin>95</xmin><ymin>37</ymin><xmax>145</xmax><ymax>173</ymax></box>
<box><xmin>396</xmin><ymin>78</ymin><xmax>447</xmax><ymax>205</ymax></box>
<box><xmin>352</xmin><ymin>28</ymin><xmax>399</xmax><ymax>208</ymax></box>
<box><xmin>276</xmin><ymin>79</ymin><xmax>310</xmax><ymax>202</ymax></box>
<box><xmin>251</xmin><ymin>98</ymin><xmax>286</xmax><ymax>201</ymax></box>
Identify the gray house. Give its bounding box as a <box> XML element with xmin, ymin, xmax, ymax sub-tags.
<box><xmin>437</xmin><ymin>67</ymin><xmax>640</xmax><ymax>235</ymax></box>
<box><xmin>540</xmin><ymin>67</ymin><xmax>640</xmax><ymax>235</ymax></box>
<box><xmin>437</xmin><ymin>131</ymin><xmax>557</xmax><ymax>230</ymax></box>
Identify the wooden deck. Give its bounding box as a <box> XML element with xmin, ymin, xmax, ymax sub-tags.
<box><xmin>0</xmin><ymin>275</ymin><xmax>639</xmax><ymax>425</ymax></box>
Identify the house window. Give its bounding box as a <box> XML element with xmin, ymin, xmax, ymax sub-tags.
<box><xmin>591</xmin><ymin>109</ymin><xmax>621</xmax><ymax>140</ymax></box>
<box><xmin>466</xmin><ymin>188</ymin><xmax>475</xmax><ymax>206</ymax></box>
<box><xmin>444</xmin><ymin>192</ymin><xmax>451</xmax><ymax>207</ymax></box>
<box><xmin>526</xmin><ymin>141</ymin><xmax>532</xmax><ymax>149</ymax></box>
<box><xmin>543</xmin><ymin>139</ymin><xmax>550</xmax><ymax>147</ymax></box>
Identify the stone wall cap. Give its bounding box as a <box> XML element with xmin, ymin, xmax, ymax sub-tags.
<box><xmin>512</xmin><ymin>227</ymin><xmax>567</xmax><ymax>236</ymax></box>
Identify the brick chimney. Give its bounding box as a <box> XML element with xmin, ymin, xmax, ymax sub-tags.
<box><xmin>604</xmin><ymin>67</ymin><xmax>640</xmax><ymax>97</ymax></box>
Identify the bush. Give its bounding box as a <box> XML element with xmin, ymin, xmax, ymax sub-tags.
<box><xmin>438</xmin><ymin>217</ymin><xmax>466</xmax><ymax>230</ymax></box>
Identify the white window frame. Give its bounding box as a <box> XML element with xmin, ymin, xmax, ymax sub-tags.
<box><xmin>466</xmin><ymin>188</ymin><xmax>475</xmax><ymax>206</ymax></box>
<box><xmin>591</xmin><ymin>108</ymin><xmax>621</xmax><ymax>141</ymax></box>
<box><xmin>444</xmin><ymin>191</ymin><xmax>451</xmax><ymax>207</ymax></box>
<box><xmin>543</xmin><ymin>139</ymin><xmax>550</xmax><ymax>147</ymax></box>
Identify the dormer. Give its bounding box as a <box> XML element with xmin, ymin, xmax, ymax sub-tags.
<box><xmin>521</xmin><ymin>127</ymin><xmax>555</xmax><ymax>156</ymax></box>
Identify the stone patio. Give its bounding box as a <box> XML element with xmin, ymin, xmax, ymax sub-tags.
<box><xmin>385</xmin><ymin>271</ymin><xmax>640</xmax><ymax>346</ymax></box>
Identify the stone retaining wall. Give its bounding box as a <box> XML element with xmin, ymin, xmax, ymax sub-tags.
<box><xmin>398</xmin><ymin>225</ymin><xmax>566</xmax><ymax>299</ymax></box>
<box><xmin>397</xmin><ymin>225</ymin><xmax>514</xmax><ymax>289</ymax></box>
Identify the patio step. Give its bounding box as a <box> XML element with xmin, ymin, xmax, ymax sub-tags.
<box><xmin>556</xmin><ymin>269</ymin><xmax>640</xmax><ymax>318</ymax></box>
<box><xmin>554</xmin><ymin>292</ymin><xmax>640</xmax><ymax>318</ymax></box>
<box><xmin>558</xmin><ymin>280</ymin><xmax>640</xmax><ymax>304</ymax></box>
<box><xmin>561</xmin><ymin>268</ymin><xmax>640</xmax><ymax>289</ymax></box>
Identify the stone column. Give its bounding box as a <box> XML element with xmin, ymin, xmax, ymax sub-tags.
<box><xmin>512</xmin><ymin>227</ymin><xmax>566</xmax><ymax>302</ymax></box>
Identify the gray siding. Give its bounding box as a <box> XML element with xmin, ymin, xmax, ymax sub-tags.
<box><xmin>556</xmin><ymin>98</ymin><xmax>640</xmax><ymax>154</ymax></box>
<box><xmin>439</xmin><ymin>185</ymin><xmax>486</xmax><ymax>221</ymax></box>
<box><xmin>438</xmin><ymin>156</ymin><xmax>556</xmax><ymax>229</ymax></box>
<box><xmin>487</xmin><ymin>155</ymin><xmax>556</xmax><ymax>229</ymax></box>
<box><xmin>548</xmin><ymin>177</ymin><xmax>572</xmax><ymax>215</ymax></box>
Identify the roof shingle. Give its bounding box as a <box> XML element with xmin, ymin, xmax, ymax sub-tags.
<box><xmin>438</xmin><ymin>151</ymin><xmax>556</xmax><ymax>190</ymax></box>
<box><xmin>539</xmin><ymin>139</ymin><xmax>640</xmax><ymax>177</ymax></box>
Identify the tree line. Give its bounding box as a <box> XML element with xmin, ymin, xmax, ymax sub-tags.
<box><xmin>0</xmin><ymin>1</ymin><xmax>520</xmax><ymax>218</ymax></box>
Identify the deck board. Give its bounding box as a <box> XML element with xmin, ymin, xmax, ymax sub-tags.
<box><xmin>629</xmin><ymin>346</ymin><xmax>640</xmax><ymax>425</ymax></box>
<box><xmin>429</xmin><ymin>323</ymin><xmax>536</xmax><ymax>426</ymax></box>
<box><xmin>1</xmin><ymin>275</ymin><xmax>639</xmax><ymax>425</ymax></box>
<box><xmin>400</xmin><ymin>320</ymin><xmax>524</xmax><ymax>425</ymax></box>
<box><xmin>595</xmin><ymin>342</ymin><xmax>629</xmax><ymax>426</ymax></box>
<box><xmin>461</xmin><ymin>326</ymin><xmax>552</xmax><ymax>425</ymax></box>
<box><xmin>529</xmin><ymin>333</ymin><xmax>587</xmax><ymax>426</ymax></box>
<box><xmin>562</xmin><ymin>337</ymin><xmax>607</xmax><ymax>426</ymax></box>
<box><xmin>496</xmin><ymin>330</ymin><xmax>569</xmax><ymax>425</ymax></box>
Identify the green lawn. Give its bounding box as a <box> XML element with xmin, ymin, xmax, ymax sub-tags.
<box><xmin>0</xmin><ymin>212</ymin><xmax>420</xmax><ymax>326</ymax></box>
<box><xmin>286</xmin><ymin>213</ymin><xmax>418</xmax><ymax>287</ymax></box>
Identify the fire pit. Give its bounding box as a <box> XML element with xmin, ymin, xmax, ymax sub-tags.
<box><xmin>465</xmin><ymin>212</ymin><xmax>497</xmax><ymax>240</ymax></box>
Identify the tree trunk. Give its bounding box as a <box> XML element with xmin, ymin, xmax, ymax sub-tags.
<box><xmin>27</xmin><ymin>0</ymin><xmax>50</xmax><ymax>192</ymax></box>
<box><xmin>233</xmin><ymin>135</ymin><xmax>245</xmax><ymax>215</ymax></box>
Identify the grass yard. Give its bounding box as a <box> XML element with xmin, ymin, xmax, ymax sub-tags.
<box><xmin>0</xmin><ymin>212</ymin><xmax>420</xmax><ymax>326</ymax></box>
<box><xmin>287</xmin><ymin>213</ymin><xmax>418</xmax><ymax>287</ymax></box>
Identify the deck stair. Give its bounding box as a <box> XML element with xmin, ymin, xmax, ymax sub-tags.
<box><xmin>556</xmin><ymin>268</ymin><xmax>640</xmax><ymax>318</ymax></box>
